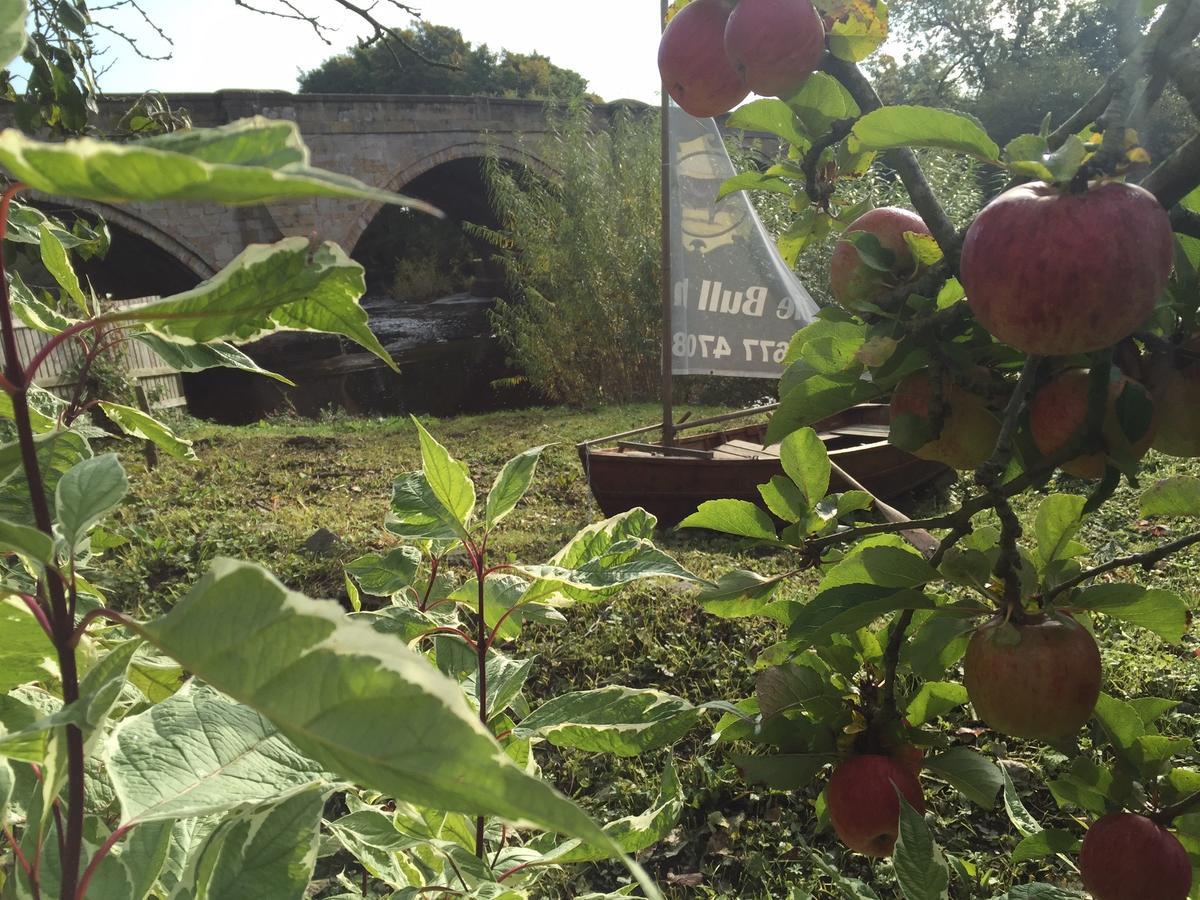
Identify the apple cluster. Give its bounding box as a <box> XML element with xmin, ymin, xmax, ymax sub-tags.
<box><xmin>658</xmin><ymin>3</ymin><xmax>1196</xmax><ymax>895</ymax></box>
<box><xmin>657</xmin><ymin>0</ymin><xmax>825</xmax><ymax>117</ymax></box>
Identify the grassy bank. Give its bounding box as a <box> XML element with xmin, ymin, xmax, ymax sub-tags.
<box><xmin>95</xmin><ymin>404</ymin><xmax>1200</xmax><ymax>898</ymax></box>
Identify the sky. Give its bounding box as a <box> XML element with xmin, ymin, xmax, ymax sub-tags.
<box><xmin>94</xmin><ymin>1</ymin><xmax>666</xmax><ymax>103</ymax></box>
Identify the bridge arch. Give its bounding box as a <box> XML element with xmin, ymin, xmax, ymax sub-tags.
<box><xmin>33</xmin><ymin>197</ymin><xmax>214</xmax><ymax>300</ymax></box>
<box><xmin>346</xmin><ymin>140</ymin><xmax>555</xmax><ymax>258</ymax></box>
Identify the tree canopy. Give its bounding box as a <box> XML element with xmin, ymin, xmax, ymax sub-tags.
<box><xmin>872</xmin><ymin>0</ymin><xmax>1189</xmax><ymax>157</ymax></box>
<box><xmin>298</xmin><ymin>21</ymin><xmax>595</xmax><ymax>100</ymax></box>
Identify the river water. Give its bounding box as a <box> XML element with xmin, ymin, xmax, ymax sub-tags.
<box><xmin>185</xmin><ymin>292</ymin><xmax>532</xmax><ymax>423</ymax></box>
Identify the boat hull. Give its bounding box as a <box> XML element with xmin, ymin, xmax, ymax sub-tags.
<box><xmin>579</xmin><ymin>406</ymin><xmax>950</xmax><ymax>527</ymax></box>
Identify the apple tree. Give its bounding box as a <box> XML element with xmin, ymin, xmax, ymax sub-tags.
<box><xmin>661</xmin><ymin>0</ymin><xmax>1200</xmax><ymax>897</ymax></box>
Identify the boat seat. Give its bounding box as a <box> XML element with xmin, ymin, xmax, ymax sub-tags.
<box><xmin>717</xmin><ymin>439</ymin><xmax>779</xmax><ymax>460</ymax></box>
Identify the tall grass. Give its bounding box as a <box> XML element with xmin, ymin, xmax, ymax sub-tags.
<box><xmin>469</xmin><ymin>104</ymin><xmax>661</xmax><ymax>407</ymax></box>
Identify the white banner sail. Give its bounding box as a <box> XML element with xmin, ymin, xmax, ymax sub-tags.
<box><xmin>668</xmin><ymin>102</ymin><xmax>819</xmax><ymax>378</ymax></box>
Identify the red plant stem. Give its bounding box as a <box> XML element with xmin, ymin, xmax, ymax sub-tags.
<box><xmin>74</xmin><ymin>824</ymin><xmax>130</xmax><ymax>900</ymax></box>
<box><xmin>2</xmin><ymin>824</ymin><xmax>33</xmax><ymax>880</ymax></box>
<box><xmin>497</xmin><ymin>860</ymin><xmax>536</xmax><ymax>883</ymax></box>
<box><xmin>69</xmin><ymin>607</ymin><xmax>136</xmax><ymax>646</ymax></box>
<box><xmin>474</xmin><ymin>540</ymin><xmax>489</xmax><ymax>860</ymax></box>
<box><xmin>19</xmin><ymin>592</ymin><xmax>54</xmax><ymax>640</ymax></box>
<box><xmin>416</xmin><ymin>626</ymin><xmax>477</xmax><ymax>651</ymax></box>
<box><xmin>485</xmin><ymin>603</ymin><xmax>525</xmax><ymax>653</ymax></box>
<box><xmin>419</xmin><ymin>556</ymin><xmax>440</xmax><ymax>610</ymax></box>
<box><xmin>21</xmin><ymin>319</ymin><xmax>100</xmax><ymax>388</ymax></box>
<box><xmin>0</xmin><ymin>181</ymin><xmax>86</xmax><ymax>900</ymax></box>
<box><xmin>480</xmin><ymin>564</ymin><xmax>514</xmax><ymax>577</ymax></box>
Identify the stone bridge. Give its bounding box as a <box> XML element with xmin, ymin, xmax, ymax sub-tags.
<box><xmin>31</xmin><ymin>91</ymin><xmax>608</xmax><ymax>289</ymax></box>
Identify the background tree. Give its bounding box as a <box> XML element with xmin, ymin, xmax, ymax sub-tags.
<box><xmin>876</xmin><ymin>0</ymin><xmax>1190</xmax><ymax>157</ymax></box>
<box><xmin>299</xmin><ymin>20</ymin><xmax>594</xmax><ymax>99</ymax></box>
<box><xmin>469</xmin><ymin>104</ymin><xmax>660</xmax><ymax>406</ymax></box>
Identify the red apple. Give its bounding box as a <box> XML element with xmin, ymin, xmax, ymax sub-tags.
<box><xmin>724</xmin><ymin>0</ymin><xmax>825</xmax><ymax>98</ymax></box>
<box><xmin>827</xmin><ymin>754</ymin><xmax>925</xmax><ymax>857</ymax></box>
<box><xmin>830</xmin><ymin>207</ymin><xmax>933</xmax><ymax>310</ymax></box>
<box><xmin>1029</xmin><ymin>367</ymin><xmax>1156</xmax><ymax>479</ymax></box>
<box><xmin>960</xmin><ymin>181</ymin><xmax>1173</xmax><ymax>356</ymax></box>
<box><xmin>963</xmin><ymin>613</ymin><xmax>1101</xmax><ymax>743</ymax></box>
<box><xmin>1080</xmin><ymin>812</ymin><xmax>1193</xmax><ymax>900</ymax></box>
<box><xmin>889</xmin><ymin>371</ymin><xmax>1001</xmax><ymax>470</ymax></box>
<box><xmin>658</xmin><ymin>0</ymin><xmax>748</xmax><ymax>118</ymax></box>
<box><xmin>891</xmin><ymin>743</ymin><xmax>924</xmax><ymax>778</ymax></box>
<box><xmin>1149</xmin><ymin>334</ymin><xmax>1200</xmax><ymax>458</ymax></box>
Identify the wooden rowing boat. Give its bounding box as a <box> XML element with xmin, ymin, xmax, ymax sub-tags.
<box><xmin>577</xmin><ymin>403</ymin><xmax>951</xmax><ymax>528</ymax></box>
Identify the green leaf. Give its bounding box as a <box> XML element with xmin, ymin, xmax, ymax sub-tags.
<box><xmin>97</xmin><ymin>402</ymin><xmax>197</xmax><ymax>460</ymax></box>
<box><xmin>38</xmin><ymin>222</ymin><xmax>87</xmax><ymax>314</ymax></box>
<box><xmin>850</xmin><ymin>107</ymin><xmax>999</xmax><ymax>161</ymax></box>
<box><xmin>767</xmin><ymin>373</ymin><xmax>883</xmax><ymax>442</ymax></box>
<box><xmin>345</xmin><ymin>546</ymin><xmax>421</xmax><ymax>597</ymax></box>
<box><xmin>732</xmin><ymin>752</ymin><xmax>835</xmax><ymax>791</ymax></box>
<box><xmin>1034</xmin><ymin>493</ymin><xmax>1087</xmax><ymax>569</ymax></box>
<box><xmin>134</xmin><ymin>559</ymin><xmax>657</xmax><ymax>891</ymax></box>
<box><xmin>131</xmin><ymin>333</ymin><xmax>292</xmax><ymax>385</ymax></box>
<box><xmin>1140</xmin><ymin>475</ymin><xmax>1200</xmax><ymax>517</ymax></box>
<box><xmin>109</xmin><ymin>238</ymin><xmax>396</xmax><ymax>372</ymax></box>
<box><xmin>893</xmin><ymin>792</ymin><xmax>949</xmax><ymax>900</ymax></box>
<box><xmin>784</xmin><ymin>72</ymin><xmax>861</xmax><ymax>136</ymax></box>
<box><xmin>815</xmin><ymin>0</ymin><xmax>889</xmax><ymax>62</ymax></box>
<box><xmin>1002</xmin><ymin>768</ymin><xmax>1042</xmax><ymax>838</ymax></box>
<box><xmin>513</xmin><ymin>686</ymin><xmax>700</xmax><ymax>757</ymax></box>
<box><xmin>173</xmin><ymin>788</ymin><xmax>323</xmax><ymax>900</ymax></box>
<box><xmin>1042</xmin><ymin>135</ymin><xmax>1088</xmax><ymax>183</ymax></box>
<box><xmin>716</xmin><ymin>172</ymin><xmax>793</xmax><ymax>202</ymax></box>
<box><xmin>678</xmin><ymin>499</ymin><xmax>778</xmax><ymax>541</ymax></box>
<box><xmin>788</xmin><ymin>585</ymin><xmax>934</xmax><ymax>650</ymax></box>
<box><xmin>0</xmin><ymin>117</ymin><xmax>439</xmax><ymax>211</ymax></box>
<box><xmin>781</xmin><ymin>427</ymin><xmax>831</xmax><ymax>506</ymax></box>
<box><xmin>0</xmin><ymin>756</ymin><xmax>11</xmax><ymax>829</ymax></box>
<box><xmin>1001</xmin><ymin>885</ymin><xmax>1087</xmax><ymax>899</ymax></box>
<box><xmin>1073</xmin><ymin>583</ymin><xmax>1188</xmax><ymax>643</ymax></box>
<box><xmin>0</xmin><ymin>517</ymin><xmax>53</xmax><ymax>565</ymax></box>
<box><xmin>0</xmin><ymin>0</ymin><xmax>26</xmax><ymax>71</ymax></box>
<box><xmin>936</xmin><ymin>278</ymin><xmax>965</xmax><ymax>309</ymax></box>
<box><xmin>0</xmin><ymin>429</ymin><xmax>91</xmax><ymax>527</ymax></box>
<box><xmin>1092</xmin><ymin>692</ymin><xmax>1144</xmax><ymax>761</ymax></box>
<box><xmin>696</xmin><ymin>570</ymin><xmax>789</xmax><ymax>619</ymax></box>
<box><xmin>726</xmin><ymin>99</ymin><xmax>809</xmax><ymax>149</ymax></box>
<box><xmin>104</xmin><ymin>683</ymin><xmax>328</xmax><ymax>824</ymax></box>
<box><xmin>1011</xmin><ymin>829</ymin><xmax>1079</xmax><ymax>863</ymax></box>
<box><xmin>819</xmin><ymin>544</ymin><xmax>937</xmax><ymax>590</ymax></box>
<box><xmin>905</xmin><ymin>682</ymin><xmax>968</xmax><ymax>726</ymax></box>
<box><xmin>386</xmin><ymin>471</ymin><xmax>461</xmax><ymax>544</ymax></box>
<box><xmin>55</xmin><ymin>453</ymin><xmax>128</xmax><ymax>550</ymax></box>
<box><xmin>543</xmin><ymin>759</ymin><xmax>684</xmax><ymax>863</ymax></box>
<box><xmin>516</xmin><ymin>540</ymin><xmax>697</xmax><ymax>601</ymax></box>
<box><xmin>924</xmin><ymin>747</ymin><xmax>1002</xmax><ymax>809</ymax></box>
<box><xmin>84</xmin><ymin>819</ymin><xmax>173</xmax><ymax>900</ymax></box>
<box><xmin>412</xmin><ymin>417</ymin><xmax>476</xmax><ymax>534</ymax></box>
<box><xmin>901</xmin><ymin>614</ymin><xmax>971</xmax><ymax>681</ymax></box>
<box><xmin>324</xmin><ymin>808</ymin><xmax>415</xmax><ymax>887</ymax></box>
<box><xmin>485</xmin><ymin>445</ymin><xmax>548</xmax><ymax>528</ymax></box>
<box><xmin>463</xmin><ymin>653</ymin><xmax>535</xmax><ymax>721</ymax></box>
<box><xmin>783</xmin><ymin>318</ymin><xmax>866</xmax><ymax>373</ymax></box>
<box><xmin>758</xmin><ymin>475</ymin><xmax>807</xmax><ymax>522</ymax></box>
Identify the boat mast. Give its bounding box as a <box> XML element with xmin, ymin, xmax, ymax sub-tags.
<box><xmin>659</xmin><ymin>0</ymin><xmax>675</xmax><ymax>447</ymax></box>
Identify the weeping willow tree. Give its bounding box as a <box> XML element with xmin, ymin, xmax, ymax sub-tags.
<box><xmin>468</xmin><ymin>104</ymin><xmax>661</xmax><ymax>407</ymax></box>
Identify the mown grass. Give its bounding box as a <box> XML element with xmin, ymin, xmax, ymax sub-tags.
<box><xmin>95</xmin><ymin>404</ymin><xmax>1200</xmax><ymax>899</ymax></box>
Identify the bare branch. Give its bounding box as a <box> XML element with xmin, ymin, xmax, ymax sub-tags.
<box><xmin>1142</xmin><ymin>130</ymin><xmax>1200</xmax><ymax>210</ymax></box>
<box><xmin>232</xmin><ymin>0</ymin><xmax>460</xmax><ymax>70</ymax></box>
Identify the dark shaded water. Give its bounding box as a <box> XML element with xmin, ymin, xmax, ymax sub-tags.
<box><xmin>184</xmin><ymin>293</ymin><xmax>533</xmax><ymax>424</ymax></box>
